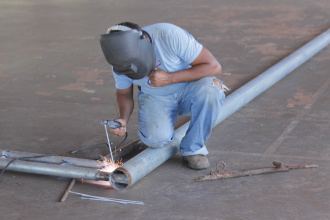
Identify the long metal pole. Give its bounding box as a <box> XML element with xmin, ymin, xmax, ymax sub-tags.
<box><xmin>110</xmin><ymin>27</ymin><xmax>330</xmax><ymax>190</ymax></box>
<box><xmin>1</xmin><ymin>149</ymin><xmax>100</xmax><ymax>168</ymax></box>
<box><xmin>0</xmin><ymin>149</ymin><xmax>110</xmax><ymax>180</ymax></box>
<box><xmin>0</xmin><ymin>158</ymin><xmax>109</xmax><ymax>180</ymax></box>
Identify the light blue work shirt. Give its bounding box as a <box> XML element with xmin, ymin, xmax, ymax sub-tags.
<box><xmin>112</xmin><ymin>23</ymin><xmax>203</xmax><ymax>96</ymax></box>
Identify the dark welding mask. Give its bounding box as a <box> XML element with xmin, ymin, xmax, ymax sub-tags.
<box><xmin>100</xmin><ymin>26</ymin><xmax>156</xmax><ymax>80</ymax></box>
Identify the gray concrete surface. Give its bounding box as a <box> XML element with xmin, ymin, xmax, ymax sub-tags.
<box><xmin>0</xmin><ymin>0</ymin><xmax>329</xmax><ymax>220</ymax></box>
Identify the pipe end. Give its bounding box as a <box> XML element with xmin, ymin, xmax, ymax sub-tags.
<box><xmin>109</xmin><ymin>170</ymin><xmax>129</xmax><ymax>190</ymax></box>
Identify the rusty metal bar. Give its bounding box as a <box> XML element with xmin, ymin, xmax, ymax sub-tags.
<box><xmin>60</xmin><ymin>179</ymin><xmax>76</xmax><ymax>202</ymax></box>
<box><xmin>196</xmin><ymin>161</ymin><xmax>318</xmax><ymax>181</ymax></box>
<box><xmin>110</xmin><ymin>27</ymin><xmax>330</xmax><ymax>190</ymax></box>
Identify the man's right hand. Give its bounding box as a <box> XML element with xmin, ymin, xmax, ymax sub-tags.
<box><xmin>109</xmin><ymin>118</ymin><xmax>127</xmax><ymax>136</ymax></box>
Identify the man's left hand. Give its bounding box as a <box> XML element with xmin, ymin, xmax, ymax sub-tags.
<box><xmin>148</xmin><ymin>68</ymin><xmax>173</xmax><ymax>87</ymax></box>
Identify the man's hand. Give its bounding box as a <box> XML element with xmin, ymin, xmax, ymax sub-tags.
<box><xmin>148</xmin><ymin>68</ymin><xmax>173</xmax><ymax>87</ymax></box>
<box><xmin>148</xmin><ymin>47</ymin><xmax>222</xmax><ymax>86</ymax></box>
<box><xmin>109</xmin><ymin>118</ymin><xmax>127</xmax><ymax>137</ymax></box>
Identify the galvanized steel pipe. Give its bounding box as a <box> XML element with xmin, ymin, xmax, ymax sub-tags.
<box><xmin>0</xmin><ymin>149</ymin><xmax>110</xmax><ymax>180</ymax></box>
<box><xmin>0</xmin><ymin>158</ymin><xmax>109</xmax><ymax>180</ymax></box>
<box><xmin>110</xmin><ymin>27</ymin><xmax>330</xmax><ymax>190</ymax></box>
<box><xmin>1</xmin><ymin>149</ymin><xmax>100</xmax><ymax>168</ymax></box>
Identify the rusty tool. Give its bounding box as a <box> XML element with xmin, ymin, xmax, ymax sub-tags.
<box><xmin>60</xmin><ymin>179</ymin><xmax>76</xmax><ymax>202</ymax></box>
<box><xmin>196</xmin><ymin>161</ymin><xmax>318</xmax><ymax>182</ymax></box>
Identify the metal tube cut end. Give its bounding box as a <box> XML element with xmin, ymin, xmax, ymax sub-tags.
<box><xmin>109</xmin><ymin>170</ymin><xmax>130</xmax><ymax>190</ymax></box>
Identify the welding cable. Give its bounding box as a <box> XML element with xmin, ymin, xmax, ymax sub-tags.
<box><xmin>0</xmin><ymin>154</ymin><xmax>58</xmax><ymax>177</ymax></box>
<box><xmin>69</xmin><ymin>132</ymin><xmax>128</xmax><ymax>154</ymax></box>
<box><xmin>69</xmin><ymin>143</ymin><xmax>108</xmax><ymax>154</ymax></box>
<box><xmin>116</xmin><ymin>131</ymin><xmax>128</xmax><ymax>149</ymax></box>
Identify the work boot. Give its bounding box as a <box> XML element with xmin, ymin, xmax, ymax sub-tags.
<box><xmin>183</xmin><ymin>155</ymin><xmax>210</xmax><ymax>170</ymax></box>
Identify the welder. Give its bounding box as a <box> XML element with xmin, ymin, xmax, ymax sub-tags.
<box><xmin>100</xmin><ymin>22</ymin><xmax>226</xmax><ymax>169</ymax></box>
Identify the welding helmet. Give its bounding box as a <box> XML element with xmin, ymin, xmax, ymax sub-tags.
<box><xmin>100</xmin><ymin>25</ymin><xmax>156</xmax><ymax>80</ymax></box>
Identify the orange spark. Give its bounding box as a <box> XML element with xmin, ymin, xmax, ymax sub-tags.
<box><xmin>97</xmin><ymin>156</ymin><xmax>123</xmax><ymax>173</ymax></box>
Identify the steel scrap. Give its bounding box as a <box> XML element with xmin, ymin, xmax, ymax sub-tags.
<box><xmin>196</xmin><ymin>161</ymin><xmax>318</xmax><ymax>182</ymax></box>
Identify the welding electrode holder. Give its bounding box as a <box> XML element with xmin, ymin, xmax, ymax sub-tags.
<box><xmin>100</xmin><ymin>120</ymin><xmax>122</xmax><ymax>129</ymax></box>
<box><xmin>101</xmin><ymin>119</ymin><xmax>128</xmax><ymax>155</ymax></box>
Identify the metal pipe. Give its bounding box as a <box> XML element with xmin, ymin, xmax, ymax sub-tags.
<box><xmin>0</xmin><ymin>158</ymin><xmax>109</xmax><ymax>180</ymax></box>
<box><xmin>1</xmin><ymin>149</ymin><xmax>101</xmax><ymax>168</ymax></box>
<box><xmin>110</xmin><ymin>27</ymin><xmax>330</xmax><ymax>190</ymax></box>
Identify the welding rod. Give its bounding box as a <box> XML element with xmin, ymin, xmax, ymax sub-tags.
<box><xmin>68</xmin><ymin>191</ymin><xmax>144</xmax><ymax>205</ymax></box>
<box><xmin>103</xmin><ymin>124</ymin><xmax>115</xmax><ymax>165</ymax></box>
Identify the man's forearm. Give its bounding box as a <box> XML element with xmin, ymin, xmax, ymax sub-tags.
<box><xmin>170</xmin><ymin>62</ymin><xmax>222</xmax><ymax>84</ymax></box>
<box><xmin>148</xmin><ymin>47</ymin><xmax>222</xmax><ymax>87</ymax></box>
<box><xmin>116</xmin><ymin>95</ymin><xmax>134</xmax><ymax>123</ymax></box>
<box><xmin>116</xmin><ymin>89</ymin><xmax>134</xmax><ymax>124</ymax></box>
<box><xmin>170</xmin><ymin>46</ymin><xmax>222</xmax><ymax>84</ymax></box>
<box><xmin>149</xmin><ymin>62</ymin><xmax>221</xmax><ymax>87</ymax></box>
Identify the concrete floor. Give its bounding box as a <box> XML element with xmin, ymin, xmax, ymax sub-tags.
<box><xmin>0</xmin><ymin>0</ymin><xmax>330</xmax><ymax>219</ymax></box>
